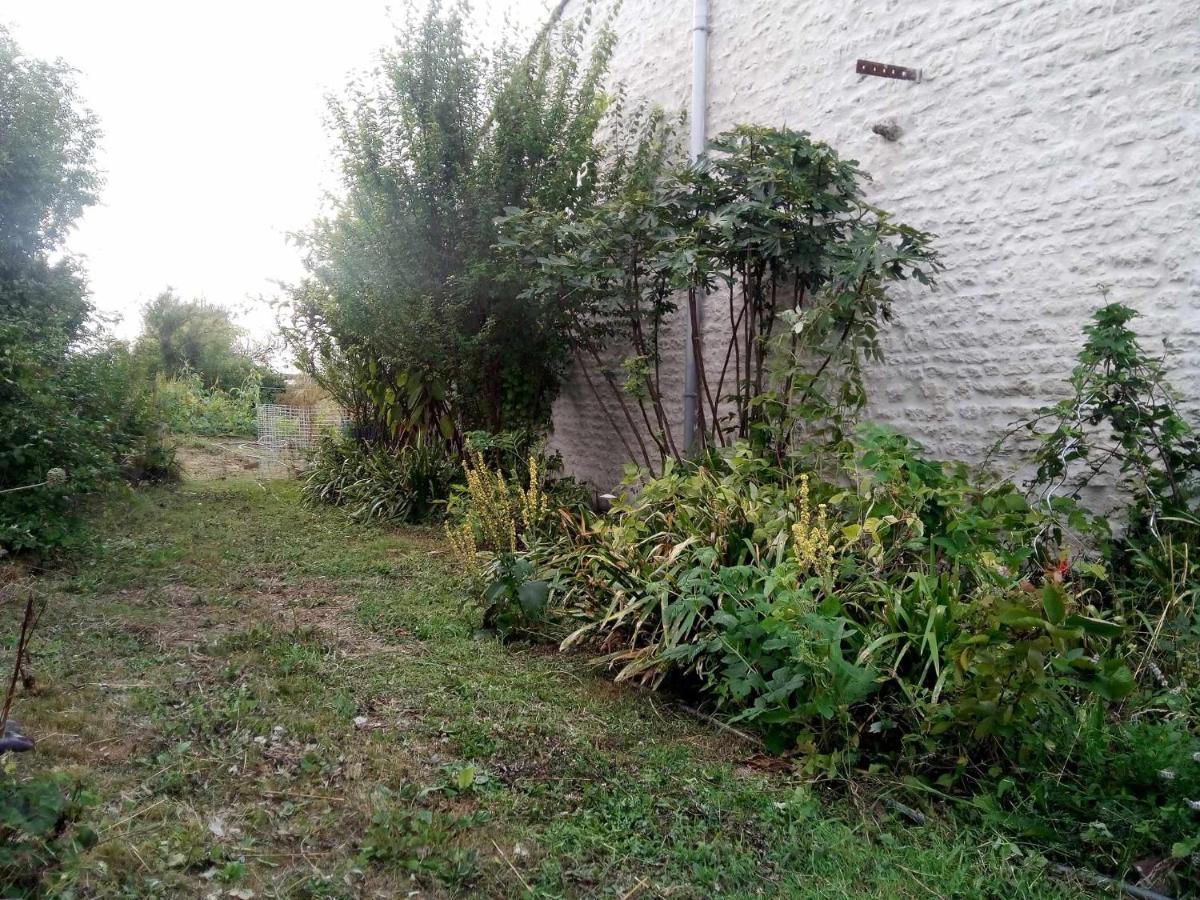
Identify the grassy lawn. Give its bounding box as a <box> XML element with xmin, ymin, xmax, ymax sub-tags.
<box><xmin>3</xmin><ymin>472</ymin><xmax>1098</xmax><ymax>898</ymax></box>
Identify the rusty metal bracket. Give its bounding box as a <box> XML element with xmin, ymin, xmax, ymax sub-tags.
<box><xmin>856</xmin><ymin>59</ymin><xmax>921</xmax><ymax>82</ymax></box>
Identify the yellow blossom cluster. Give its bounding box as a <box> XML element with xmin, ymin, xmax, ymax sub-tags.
<box><xmin>450</xmin><ymin>454</ymin><xmax>548</xmax><ymax>567</ymax></box>
<box><xmin>518</xmin><ymin>455</ymin><xmax>547</xmax><ymax>533</ymax></box>
<box><xmin>444</xmin><ymin>521</ymin><xmax>479</xmax><ymax>576</ymax></box>
<box><xmin>791</xmin><ymin>473</ymin><xmax>838</xmax><ymax>576</ymax></box>
<box><xmin>464</xmin><ymin>452</ymin><xmax>517</xmax><ymax>553</ymax></box>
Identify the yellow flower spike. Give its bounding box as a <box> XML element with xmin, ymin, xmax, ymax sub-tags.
<box><xmin>445</xmin><ymin>521</ymin><xmax>479</xmax><ymax>577</ymax></box>
<box><xmin>791</xmin><ymin>474</ymin><xmax>839</xmax><ymax>578</ymax></box>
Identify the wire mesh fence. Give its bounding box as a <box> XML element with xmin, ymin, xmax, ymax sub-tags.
<box><xmin>253</xmin><ymin>403</ymin><xmax>349</xmax><ymax>475</ymax></box>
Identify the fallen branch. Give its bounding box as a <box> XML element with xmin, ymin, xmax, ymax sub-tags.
<box><xmin>1050</xmin><ymin>863</ymin><xmax>1175</xmax><ymax>900</ymax></box>
<box><xmin>491</xmin><ymin>838</ymin><xmax>532</xmax><ymax>894</ymax></box>
<box><xmin>676</xmin><ymin>703</ymin><xmax>764</xmax><ymax>749</ymax></box>
<box><xmin>2</xmin><ymin>586</ymin><xmax>40</xmax><ymax>732</ymax></box>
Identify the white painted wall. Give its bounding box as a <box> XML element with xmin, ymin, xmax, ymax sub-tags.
<box><xmin>549</xmin><ymin>0</ymin><xmax>1200</xmax><ymax>491</ymax></box>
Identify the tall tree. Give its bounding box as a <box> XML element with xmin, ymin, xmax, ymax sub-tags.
<box><xmin>0</xmin><ymin>24</ymin><xmax>100</xmax><ymax>341</ymax></box>
<box><xmin>285</xmin><ymin>0</ymin><xmax>614</xmax><ymax>444</ymax></box>
<box><xmin>137</xmin><ymin>289</ymin><xmax>253</xmax><ymax>387</ymax></box>
<box><xmin>0</xmin><ymin>26</ymin><xmax>155</xmax><ymax>551</ymax></box>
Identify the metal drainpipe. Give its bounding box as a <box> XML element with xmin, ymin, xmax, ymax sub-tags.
<box><xmin>683</xmin><ymin>0</ymin><xmax>709</xmax><ymax>452</ymax></box>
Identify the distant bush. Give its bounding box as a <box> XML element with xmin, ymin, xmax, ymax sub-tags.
<box><xmin>152</xmin><ymin>371</ymin><xmax>260</xmax><ymax>437</ymax></box>
<box><xmin>135</xmin><ymin>288</ymin><xmax>283</xmax><ymax>397</ymax></box>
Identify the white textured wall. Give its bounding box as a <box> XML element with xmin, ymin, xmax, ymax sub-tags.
<box><xmin>550</xmin><ymin>0</ymin><xmax>1200</xmax><ymax>491</ymax></box>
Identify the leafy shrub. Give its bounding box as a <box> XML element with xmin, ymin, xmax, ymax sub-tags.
<box><xmin>285</xmin><ymin>1</ymin><xmax>619</xmax><ymax>445</ymax></box>
<box><xmin>490</xmin><ymin>301</ymin><xmax>1200</xmax><ymax>889</ymax></box>
<box><xmin>0</xmin><ymin>334</ymin><xmax>166</xmax><ymax>553</ymax></box>
<box><xmin>538</xmin><ymin>432</ymin><xmax>1129</xmax><ymax>757</ymax></box>
<box><xmin>151</xmin><ymin>370</ymin><xmax>260</xmax><ymax>436</ymax></box>
<box><xmin>122</xmin><ymin>429</ymin><xmax>182</xmax><ymax>484</ymax></box>
<box><xmin>501</xmin><ymin>125</ymin><xmax>940</xmax><ymax>467</ymax></box>
<box><xmin>1022</xmin><ymin>302</ymin><xmax>1200</xmax><ymax>542</ymax></box>
<box><xmin>983</xmin><ymin>711</ymin><xmax>1200</xmax><ymax>885</ymax></box>
<box><xmin>302</xmin><ymin>436</ymin><xmax>458</xmax><ymax>524</ymax></box>
<box><xmin>442</xmin><ymin>450</ymin><xmax>557</xmax><ymax>636</ymax></box>
<box><xmin>1015</xmin><ymin>302</ymin><xmax>1200</xmax><ymax>741</ymax></box>
<box><xmin>477</xmin><ymin>553</ymin><xmax>551</xmax><ymax>637</ymax></box>
<box><xmin>516</xmin><ymin>427</ymin><xmax>1199</xmax><ymax>888</ymax></box>
<box><xmin>0</xmin><ymin>26</ymin><xmax>171</xmax><ymax>554</ymax></box>
<box><xmin>0</xmin><ymin>768</ymin><xmax>96</xmax><ymax>895</ymax></box>
<box><xmin>135</xmin><ymin>288</ymin><xmax>280</xmax><ymax>392</ymax></box>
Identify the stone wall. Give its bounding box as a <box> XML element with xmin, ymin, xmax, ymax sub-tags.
<box><xmin>549</xmin><ymin>0</ymin><xmax>1200</xmax><ymax>491</ymax></box>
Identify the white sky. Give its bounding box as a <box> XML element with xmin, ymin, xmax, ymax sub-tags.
<box><xmin>2</xmin><ymin>0</ymin><xmax>553</xmax><ymax>345</ymax></box>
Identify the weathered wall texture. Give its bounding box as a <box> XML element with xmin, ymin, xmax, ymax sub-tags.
<box><xmin>549</xmin><ymin>0</ymin><xmax>1200</xmax><ymax>491</ymax></box>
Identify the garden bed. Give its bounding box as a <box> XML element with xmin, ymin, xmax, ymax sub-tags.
<box><xmin>1</xmin><ymin>477</ymin><xmax>1092</xmax><ymax>897</ymax></box>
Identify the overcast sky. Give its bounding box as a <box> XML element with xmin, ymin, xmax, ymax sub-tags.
<box><xmin>3</xmin><ymin>1</ymin><xmax>552</xmax><ymax>343</ymax></box>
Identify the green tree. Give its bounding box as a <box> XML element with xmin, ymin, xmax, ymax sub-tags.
<box><xmin>285</xmin><ymin>0</ymin><xmax>614</xmax><ymax>444</ymax></box>
<box><xmin>136</xmin><ymin>289</ymin><xmax>253</xmax><ymax>387</ymax></box>
<box><xmin>0</xmin><ymin>24</ymin><xmax>99</xmax><ymax>341</ymax></box>
<box><xmin>501</xmin><ymin>126</ymin><xmax>939</xmax><ymax>469</ymax></box>
<box><xmin>0</xmin><ymin>28</ymin><xmax>100</xmax><ymax>265</ymax></box>
<box><xmin>0</xmin><ymin>25</ymin><xmax>161</xmax><ymax>552</ymax></box>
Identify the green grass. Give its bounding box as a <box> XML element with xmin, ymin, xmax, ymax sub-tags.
<box><xmin>3</xmin><ymin>476</ymin><xmax>1100</xmax><ymax>897</ymax></box>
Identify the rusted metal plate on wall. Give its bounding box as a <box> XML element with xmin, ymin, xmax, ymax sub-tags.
<box><xmin>856</xmin><ymin>59</ymin><xmax>921</xmax><ymax>81</ymax></box>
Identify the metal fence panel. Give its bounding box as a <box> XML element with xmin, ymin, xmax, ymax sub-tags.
<box><xmin>254</xmin><ymin>403</ymin><xmax>348</xmax><ymax>473</ymax></box>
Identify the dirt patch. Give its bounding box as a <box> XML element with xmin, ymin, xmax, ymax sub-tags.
<box><xmin>250</xmin><ymin>574</ymin><xmax>409</xmax><ymax>656</ymax></box>
<box><xmin>129</xmin><ymin>569</ymin><xmax>409</xmax><ymax>658</ymax></box>
<box><xmin>114</xmin><ymin>583</ymin><xmax>244</xmax><ymax>650</ymax></box>
<box><xmin>175</xmin><ymin>437</ymin><xmax>289</xmax><ymax>481</ymax></box>
<box><xmin>1</xmin><ymin>559</ymin><xmax>34</xmax><ymax>584</ymax></box>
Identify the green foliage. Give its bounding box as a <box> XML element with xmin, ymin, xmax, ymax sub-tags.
<box><xmin>518</xmin><ymin>426</ymin><xmax>1199</xmax><ymax>888</ymax></box>
<box><xmin>481</xmin><ymin>302</ymin><xmax>1200</xmax><ymax>888</ymax></box>
<box><xmin>151</xmin><ymin>370</ymin><xmax>261</xmax><ymax>436</ymax></box>
<box><xmin>0</xmin><ymin>331</ymin><xmax>164</xmax><ymax>552</ymax></box>
<box><xmin>285</xmin><ymin>0</ymin><xmax>616</xmax><ymax>444</ymax></box>
<box><xmin>501</xmin><ymin>125</ymin><xmax>939</xmax><ymax>467</ymax></box>
<box><xmin>540</xmin><ymin>432</ymin><xmax>1128</xmax><ymax>756</ymax></box>
<box><xmin>359</xmin><ymin>782</ymin><xmax>484</xmax><ymax>888</ymax></box>
<box><xmin>135</xmin><ymin>289</ymin><xmax>282</xmax><ymax>401</ymax></box>
<box><xmin>994</xmin><ymin>299</ymin><xmax>1200</xmax><ymax>889</ymax></box>
<box><xmin>302</xmin><ymin>436</ymin><xmax>459</xmax><ymax>524</ymax></box>
<box><xmin>479</xmin><ymin>553</ymin><xmax>551</xmax><ymax>637</ymax></box>
<box><xmin>981</xmin><ymin>710</ymin><xmax>1200</xmax><ymax>884</ymax></box>
<box><xmin>1026</xmin><ymin>301</ymin><xmax>1200</xmax><ymax>520</ymax></box>
<box><xmin>0</xmin><ymin>26</ymin><xmax>172</xmax><ymax>553</ymax></box>
<box><xmin>122</xmin><ymin>428</ymin><xmax>181</xmax><ymax>485</ymax></box>
<box><xmin>442</xmin><ymin>441</ymin><xmax>590</xmax><ymax>637</ymax></box>
<box><xmin>0</xmin><ymin>767</ymin><xmax>97</xmax><ymax>896</ymax></box>
<box><xmin>0</xmin><ymin>28</ymin><xmax>100</xmax><ymax>262</ymax></box>
<box><xmin>1019</xmin><ymin>300</ymin><xmax>1200</xmax><ymax>618</ymax></box>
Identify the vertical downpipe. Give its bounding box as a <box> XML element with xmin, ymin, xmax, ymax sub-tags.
<box><xmin>683</xmin><ymin>0</ymin><xmax>709</xmax><ymax>452</ymax></box>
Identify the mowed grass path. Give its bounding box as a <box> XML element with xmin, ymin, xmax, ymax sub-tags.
<box><xmin>5</xmin><ymin>474</ymin><xmax>1093</xmax><ymax>898</ymax></box>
